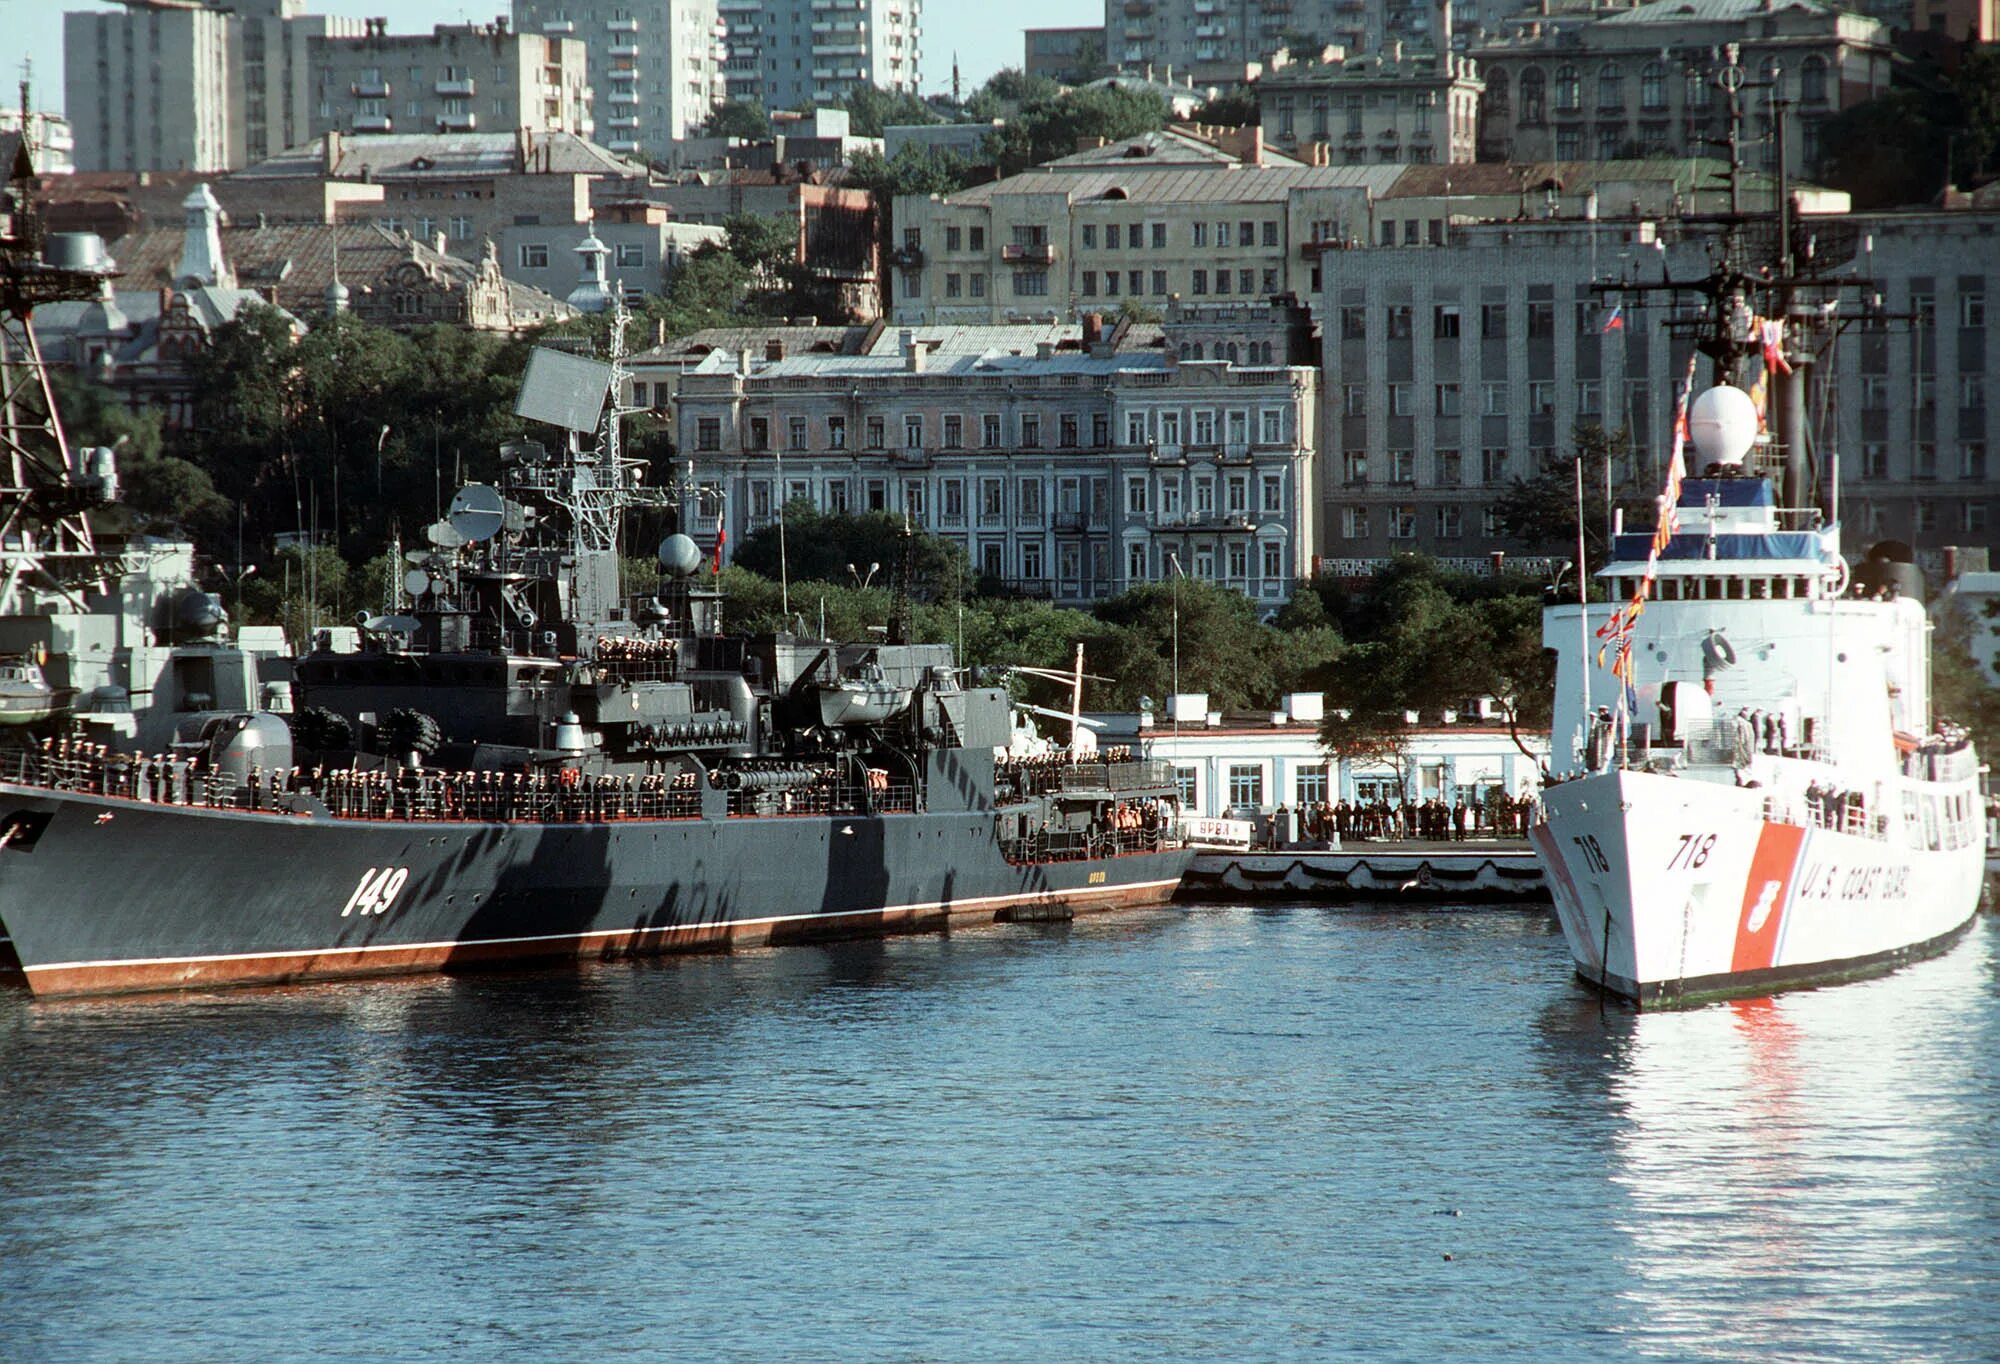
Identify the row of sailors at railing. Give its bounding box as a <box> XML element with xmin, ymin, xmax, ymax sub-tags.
<box><xmin>995</xmin><ymin>747</ymin><xmax>1138</xmax><ymax>794</ymax></box>
<box><xmin>595</xmin><ymin>635</ymin><xmax>677</xmax><ymax>664</ymax></box>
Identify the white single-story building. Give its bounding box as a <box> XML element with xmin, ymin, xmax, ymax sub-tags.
<box><xmin>1091</xmin><ymin>692</ymin><xmax>1548</xmax><ymax>818</ymax></box>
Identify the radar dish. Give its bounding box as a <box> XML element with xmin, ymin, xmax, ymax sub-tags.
<box><xmin>404</xmin><ymin>568</ymin><xmax>433</xmax><ymax>598</ymax></box>
<box><xmin>448</xmin><ymin>484</ymin><xmax>506</xmax><ymax>543</ymax></box>
<box><xmin>515</xmin><ymin>347</ymin><xmax>614</xmax><ymax>433</ymax></box>
<box><xmin>658</xmin><ymin>532</ymin><xmax>702</xmax><ymax>577</ymax></box>
<box><xmin>425</xmin><ymin>520</ymin><xmax>466</xmax><ymax>549</ymax></box>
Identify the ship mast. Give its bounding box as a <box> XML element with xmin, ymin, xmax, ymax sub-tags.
<box><xmin>0</xmin><ymin>136</ymin><xmax>117</xmax><ymax>617</ymax></box>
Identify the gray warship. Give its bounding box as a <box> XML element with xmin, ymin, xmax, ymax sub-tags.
<box><xmin>0</xmin><ymin>149</ymin><xmax>1189</xmax><ymax>998</ymax></box>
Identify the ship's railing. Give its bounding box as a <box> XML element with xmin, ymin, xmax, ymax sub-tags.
<box><xmin>1683</xmin><ymin>719</ymin><xmax>1753</xmax><ymax>768</ymax></box>
<box><xmin>724</xmin><ymin>782</ymin><xmax>914</xmax><ymax>816</ymax></box>
<box><xmin>1058</xmin><ymin>759</ymin><xmax>1177</xmax><ymax>793</ymax></box>
<box><xmin>1907</xmin><ymin>741</ymin><xmax>1979</xmax><ymax>784</ymax></box>
<box><xmin>999</xmin><ymin>822</ymin><xmax>1170</xmax><ymax>865</ymax></box>
<box><xmin>1761</xmin><ymin>791</ymin><xmax>1886</xmax><ymax>842</ymax></box>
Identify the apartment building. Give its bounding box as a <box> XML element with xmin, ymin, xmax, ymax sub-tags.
<box><xmin>891</xmin><ymin>130</ymin><xmax>1401</xmax><ymax>325</ymax></box>
<box><xmin>242</xmin><ymin>3</ymin><xmax>368</xmax><ymax>165</ymax></box>
<box><xmin>1473</xmin><ymin>0</ymin><xmax>1893</xmax><ymax>172</ymax></box>
<box><xmin>1316</xmin><ymin>210</ymin><xmax>2000</xmax><ymax>564</ymax></box>
<box><xmin>1025</xmin><ymin>27</ymin><xmax>1110</xmax><ymax>84</ymax></box>
<box><xmin>65</xmin><ymin>3</ymin><xmax>242</xmax><ymax>172</ymax></box>
<box><xmin>717</xmin><ymin>0</ymin><xmax>922</xmax><ymax>111</ymax></box>
<box><xmin>672</xmin><ymin>320</ymin><xmax>1318</xmax><ymax>607</ymax></box>
<box><xmin>512</xmin><ymin>0</ymin><xmax>725</xmax><ymax>155</ymax></box>
<box><xmin>64</xmin><ymin>0</ymin><xmax>365</xmax><ymax>173</ymax></box>
<box><xmin>1109</xmin><ymin>0</ymin><xmax>1442</xmax><ymax>82</ymax></box>
<box><xmin>501</xmin><ymin>201</ymin><xmax>725</xmax><ymax>304</ymax></box>
<box><xmin>1258</xmin><ymin>48</ymin><xmax>1485</xmax><ymax>166</ymax></box>
<box><xmin>309</xmin><ymin>19</ymin><xmax>592</xmax><ymax>141</ymax></box>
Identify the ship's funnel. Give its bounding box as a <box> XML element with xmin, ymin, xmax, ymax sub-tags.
<box><xmin>1688</xmin><ymin>386</ymin><xmax>1758</xmax><ymax>469</ymax></box>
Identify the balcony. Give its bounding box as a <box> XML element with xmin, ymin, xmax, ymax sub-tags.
<box><xmin>607</xmin><ymin>17</ymin><xmax>640</xmax><ymax>32</ymax></box>
<box><xmin>608</xmin><ymin>89</ymin><xmax>640</xmax><ymax>105</ymax></box>
<box><xmin>350</xmin><ymin>80</ymin><xmax>391</xmax><ymax>98</ymax></box>
<box><xmin>889</xmin><ymin>244</ymin><xmax>924</xmax><ymax>268</ymax></box>
<box><xmin>437</xmin><ymin>111</ymin><xmax>477</xmax><ymax>131</ymax></box>
<box><xmin>1149</xmin><ymin>442</ymin><xmax>1186</xmax><ymax>464</ymax></box>
<box><xmin>1001</xmin><ymin>242</ymin><xmax>1056</xmax><ymax>265</ymax></box>
<box><xmin>606</xmin><ymin>138</ymin><xmax>643</xmax><ymax>154</ymax></box>
<box><xmin>1124</xmin><ymin>0</ymin><xmax>1153</xmax><ymax>12</ymax></box>
<box><xmin>890</xmin><ymin>447</ymin><xmax>932</xmax><ymax>467</ymax></box>
<box><xmin>353</xmin><ymin>113</ymin><xmax>393</xmax><ymax>132</ymax></box>
<box><xmin>1219</xmin><ymin>442</ymin><xmax>1253</xmax><ymax>463</ymax></box>
<box><xmin>434</xmin><ymin>77</ymin><xmax>476</xmax><ymax>96</ymax></box>
<box><xmin>606</xmin><ymin>114</ymin><xmax>641</xmax><ymax>129</ymax></box>
<box><xmin>610</xmin><ymin>42</ymin><xmax>641</xmax><ymax>56</ymax></box>
<box><xmin>541</xmin><ymin>19</ymin><xmax>575</xmax><ymax>32</ymax></box>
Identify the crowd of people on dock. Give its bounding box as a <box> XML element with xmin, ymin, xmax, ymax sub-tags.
<box><xmin>1288</xmin><ymin>794</ymin><xmax>1538</xmax><ymax>843</ymax></box>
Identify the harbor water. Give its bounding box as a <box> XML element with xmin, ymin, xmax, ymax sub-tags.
<box><xmin>2</xmin><ymin>902</ymin><xmax>1997</xmax><ymax>1361</ymax></box>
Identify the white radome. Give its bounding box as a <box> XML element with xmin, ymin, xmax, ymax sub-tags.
<box><xmin>1687</xmin><ymin>385</ymin><xmax>1759</xmax><ymax>466</ymax></box>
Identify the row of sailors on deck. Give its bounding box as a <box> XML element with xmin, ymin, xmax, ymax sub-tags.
<box><xmin>1735</xmin><ymin>708</ymin><xmax>1792</xmax><ymax>756</ymax></box>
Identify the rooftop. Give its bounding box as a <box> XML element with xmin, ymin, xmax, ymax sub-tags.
<box><xmin>941</xmin><ymin>162</ymin><xmax>1404</xmax><ymax>208</ymax></box>
<box><xmin>232</xmin><ymin>131</ymin><xmax>647</xmax><ymax>182</ymax></box>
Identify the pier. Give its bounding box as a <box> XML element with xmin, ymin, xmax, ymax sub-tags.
<box><xmin>1182</xmin><ymin>840</ymin><xmax>1548</xmax><ymax>902</ymax></box>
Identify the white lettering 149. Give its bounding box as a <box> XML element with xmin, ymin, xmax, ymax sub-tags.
<box><xmin>341</xmin><ymin>866</ymin><xmax>409</xmax><ymax>917</ymax></box>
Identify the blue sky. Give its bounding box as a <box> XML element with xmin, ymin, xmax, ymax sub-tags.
<box><xmin>4</xmin><ymin>0</ymin><xmax>1090</xmax><ymax>115</ymax></box>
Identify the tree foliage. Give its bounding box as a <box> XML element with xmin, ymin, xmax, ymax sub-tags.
<box><xmin>706</xmin><ymin>98</ymin><xmax>771</xmax><ymax>140</ymax></box>
<box><xmin>1818</xmin><ymin>51</ymin><xmax>2000</xmax><ymax>207</ymax></box>
<box><xmin>729</xmin><ymin>504</ymin><xmax>972</xmax><ymax>596</ymax></box>
<box><xmin>986</xmin><ymin>85</ymin><xmax>1172</xmax><ymax>175</ymax></box>
<box><xmin>963</xmin><ymin>69</ymin><xmax>1063</xmax><ymax>120</ymax></box>
<box><xmin>1190</xmin><ymin>88</ymin><xmax>1260</xmax><ymax>128</ymax></box>
<box><xmin>1489</xmin><ymin>421</ymin><xmax>1646</xmax><ymax>567</ymax></box>
<box><xmin>844</xmin><ymin>144</ymin><xmax>979</xmax><ymax>199</ymax></box>
<box><xmin>837</xmin><ymin>85</ymin><xmax>941</xmax><ymax>138</ymax></box>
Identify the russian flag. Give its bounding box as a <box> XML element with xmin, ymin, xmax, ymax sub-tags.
<box><xmin>1601</xmin><ymin>304</ymin><xmax>1625</xmax><ymax>333</ymax></box>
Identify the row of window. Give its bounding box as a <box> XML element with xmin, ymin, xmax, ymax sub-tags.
<box><xmin>1859</xmin><ymin>443</ymin><xmax>1988</xmax><ymax>482</ymax></box>
<box><xmin>1860</xmin><ymin>375</ymin><xmax>1988</xmax><ymax>410</ymax></box>
<box><xmin>515</xmin><ymin>241</ymin><xmax>648</xmax><ymax>269</ymax></box>
<box><xmin>1343</xmin><ymin>380</ymin><xmax>1603</xmax><ymax>420</ymax></box>
<box><xmin>1342</xmin><ymin>505</ymin><xmax>1480</xmax><ymax>540</ymax></box>
<box><xmin>1339</xmin><ymin>448</ymin><xmax>1517</xmax><ymax>487</ymax></box>
<box><xmin>1493</xmin><ymin>56</ymin><xmax>1832</xmax><ymax>125</ymax></box>
<box><xmin>695</xmin><ymin>406</ymin><xmax>1294</xmax><ymax>453</ymax></box>
<box><xmin>736</xmin><ymin>469</ymin><xmax>1289</xmax><ymax>524</ymax></box>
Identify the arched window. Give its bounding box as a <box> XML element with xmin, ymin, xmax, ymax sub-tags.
<box><xmin>1554</xmin><ymin>65</ymin><xmax>1580</xmax><ymax>113</ymax></box>
<box><xmin>1487</xmin><ymin>69</ymin><xmax>1510</xmax><ymax>113</ymax></box>
<box><xmin>1520</xmin><ymin>68</ymin><xmax>1546</xmax><ymax>125</ymax></box>
<box><xmin>1597</xmin><ymin>63</ymin><xmax>1623</xmax><ymax>110</ymax></box>
<box><xmin>1192</xmin><ymin>343</ymin><xmax>1205</xmax><ymax>360</ymax></box>
<box><xmin>1640</xmin><ymin>61</ymin><xmax>1666</xmax><ymax>111</ymax></box>
<box><xmin>1800</xmin><ymin>55</ymin><xmax>1828</xmax><ymax>104</ymax></box>
<box><xmin>1685</xmin><ymin>67</ymin><xmax>1712</xmax><ymax>110</ymax></box>
<box><xmin>1178</xmin><ymin>342</ymin><xmax>1192</xmax><ymax>359</ymax></box>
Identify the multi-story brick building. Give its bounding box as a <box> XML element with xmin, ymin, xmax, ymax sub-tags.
<box><xmin>1257</xmin><ymin>48</ymin><xmax>1486</xmax><ymax>166</ymax></box>
<box><xmin>1316</xmin><ymin>208</ymin><xmax>2000</xmax><ymax>562</ymax></box>
<box><xmin>672</xmin><ymin>319</ymin><xmax>1319</xmax><ymax>608</ymax></box>
<box><xmin>715</xmin><ymin>0</ymin><xmax>922</xmax><ymax>112</ymax></box>
<box><xmin>1473</xmin><ymin>0</ymin><xmax>1893</xmax><ymax>173</ymax></box>
<box><xmin>892</xmin><ymin>130</ymin><xmax>1402</xmax><ymax>325</ymax></box>
<box><xmin>308</xmin><ymin>18</ymin><xmax>592</xmax><ymax>141</ymax></box>
<box><xmin>512</xmin><ymin>0</ymin><xmax>725</xmax><ymax>156</ymax></box>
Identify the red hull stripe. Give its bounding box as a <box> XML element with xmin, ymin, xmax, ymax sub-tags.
<box><xmin>1731</xmin><ymin>822</ymin><xmax>1808</xmax><ymax>973</ymax></box>
<box><xmin>20</xmin><ymin>879</ymin><xmax>1184</xmax><ymax>997</ymax></box>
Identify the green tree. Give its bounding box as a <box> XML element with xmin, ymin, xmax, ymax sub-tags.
<box><xmin>844</xmin><ymin>144</ymin><xmax>978</xmax><ymax>199</ymax></box>
<box><xmin>1489</xmin><ymin>421</ymin><xmax>1644</xmax><ymax>565</ymax></box>
<box><xmin>964</xmin><ymin>69</ymin><xmax>1062</xmax><ymax>120</ymax></box>
<box><xmin>722</xmin><ymin>211</ymin><xmax>798</xmax><ymax>272</ymax></box>
<box><xmin>986</xmin><ymin>85</ymin><xmax>1172</xmax><ymax>175</ymax></box>
<box><xmin>1818</xmin><ymin>88</ymin><xmax>1956</xmax><ymax>209</ymax></box>
<box><xmin>837</xmin><ymin>85</ymin><xmax>941</xmax><ymax>138</ymax></box>
<box><xmin>729</xmin><ymin>505</ymin><xmax>971</xmax><ymax>595</ymax></box>
<box><xmin>1190</xmin><ymin>88</ymin><xmax>1260</xmax><ymax>127</ymax></box>
<box><xmin>706</xmin><ymin>97</ymin><xmax>772</xmax><ymax>140</ymax></box>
